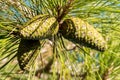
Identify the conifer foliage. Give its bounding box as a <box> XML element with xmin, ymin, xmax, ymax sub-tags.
<box><xmin>3</xmin><ymin>0</ymin><xmax>120</xmax><ymax>80</ymax></box>
<box><xmin>0</xmin><ymin>0</ymin><xmax>107</xmax><ymax>71</ymax></box>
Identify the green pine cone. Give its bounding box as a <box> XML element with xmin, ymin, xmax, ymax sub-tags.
<box><xmin>59</xmin><ymin>17</ymin><xmax>107</xmax><ymax>51</ymax></box>
<box><xmin>20</xmin><ymin>15</ymin><xmax>59</xmax><ymax>40</ymax></box>
<box><xmin>17</xmin><ymin>39</ymin><xmax>40</xmax><ymax>70</ymax></box>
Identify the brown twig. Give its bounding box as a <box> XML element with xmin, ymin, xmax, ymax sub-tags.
<box><xmin>57</xmin><ymin>0</ymin><xmax>74</xmax><ymax>23</ymax></box>
<box><xmin>102</xmin><ymin>66</ymin><xmax>113</xmax><ymax>80</ymax></box>
<box><xmin>35</xmin><ymin>58</ymin><xmax>54</xmax><ymax>78</ymax></box>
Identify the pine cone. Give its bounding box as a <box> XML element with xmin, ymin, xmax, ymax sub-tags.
<box><xmin>17</xmin><ymin>39</ymin><xmax>40</xmax><ymax>70</ymax></box>
<box><xmin>20</xmin><ymin>15</ymin><xmax>59</xmax><ymax>40</ymax></box>
<box><xmin>59</xmin><ymin>17</ymin><xmax>107</xmax><ymax>51</ymax></box>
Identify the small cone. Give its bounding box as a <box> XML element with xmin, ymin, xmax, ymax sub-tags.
<box><xmin>20</xmin><ymin>15</ymin><xmax>59</xmax><ymax>40</ymax></box>
<box><xmin>59</xmin><ymin>17</ymin><xmax>107</xmax><ymax>51</ymax></box>
<box><xmin>17</xmin><ymin>39</ymin><xmax>40</xmax><ymax>70</ymax></box>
